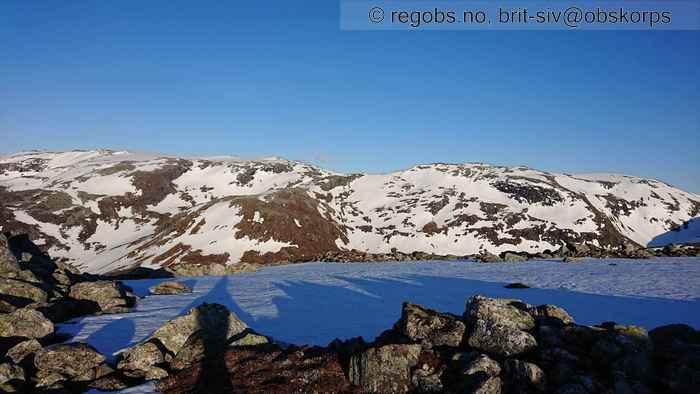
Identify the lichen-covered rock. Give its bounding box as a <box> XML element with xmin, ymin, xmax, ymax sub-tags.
<box><xmin>149</xmin><ymin>302</ymin><xmax>256</xmax><ymax>354</ymax></box>
<box><xmin>0</xmin><ymin>234</ymin><xmax>21</xmax><ymax>276</ymax></box>
<box><xmin>149</xmin><ymin>281</ymin><xmax>192</xmax><ymax>295</ymax></box>
<box><xmin>6</xmin><ymin>339</ymin><xmax>42</xmax><ymax>364</ymax></box>
<box><xmin>505</xmin><ymin>359</ymin><xmax>546</xmax><ymax>391</ymax></box>
<box><xmin>0</xmin><ymin>308</ymin><xmax>54</xmax><ymax>339</ymax></box>
<box><xmin>69</xmin><ymin>280</ymin><xmax>136</xmax><ymax>313</ymax></box>
<box><xmin>349</xmin><ymin>344</ymin><xmax>422</xmax><ymax>393</ymax></box>
<box><xmin>0</xmin><ymin>362</ymin><xmax>25</xmax><ymax>392</ymax></box>
<box><xmin>116</xmin><ymin>341</ymin><xmax>165</xmax><ymax>377</ymax></box>
<box><xmin>529</xmin><ymin>304</ymin><xmax>575</xmax><ymax>325</ymax></box>
<box><xmin>473</xmin><ymin>377</ymin><xmax>503</xmax><ymax>394</ymax></box>
<box><xmin>464</xmin><ymin>296</ymin><xmax>537</xmax><ymax>357</ymax></box>
<box><xmin>0</xmin><ymin>278</ymin><xmax>48</xmax><ymax>305</ymax></box>
<box><xmin>461</xmin><ymin>353</ymin><xmax>502</xmax><ymax>378</ymax></box>
<box><xmin>34</xmin><ymin>343</ymin><xmax>106</xmax><ymax>379</ymax></box>
<box><xmin>394</xmin><ymin>302</ymin><xmax>466</xmax><ymax>348</ymax></box>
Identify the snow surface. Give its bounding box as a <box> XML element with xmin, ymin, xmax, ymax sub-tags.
<box><xmin>66</xmin><ymin>258</ymin><xmax>700</xmax><ymax>393</ymax></box>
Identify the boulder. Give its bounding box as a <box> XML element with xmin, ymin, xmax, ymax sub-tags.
<box><xmin>505</xmin><ymin>359</ymin><xmax>546</xmax><ymax>391</ymax></box>
<box><xmin>562</xmin><ymin>257</ymin><xmax>584</xmax><ymax>263</ymax></box>
<box><xmin>34</xmin><ymin>343</ymin><xmax>106</xmax><ymax>379</ymax></box>
<box><xmin>166</xmin><ymin>262</ymin><xmax>256</xmax><ymax>277</ymax></box>
<box><xmin>464</xmin><ymin>296</ymin><xmax>537</xmax><ymax>358</ymax></box>
<box><xmin>475</xmin><ymin>252</ymin><xmax>501</xmax><ymax>263</ymax></box>
<box><xmin>501</xmin><ymin>252</ymin><xmax>528</xmax><ymax>262</ymax></box>
<box><xmin>461</xmin><ymin>353</ymin><xmax>502</xmax><ymax>378</ymax></box>
<box><xmin>69</xmin><ymin>280</ymin><xmax>136</xmax><ymax>313</ymax></box>
<box><xmin>149</xmin><ymin>303</ymin><xmax>261</xmax><ymax>355</ymax></box>
<box><xmin>170</xmin><ymin>329</ymin><xmax>267</xmax><ymax>370</ymax></box>
<box><xmin>0</xmin><ymin>308</ymin><xmax>54</xmax><ymax>339</ymax></box>
<box><xmin>0</xmin><ymin>278</ymin><xmax>48</xmax><ymax>306</ymax></box>
<box><xmin>473</xmin><ymin>377</ymin><xmax>503</xmax><ymax>394</ymax></box>
<box><xmin>529</xmin><ymin>304</ymin><xmax>575</xmax><ymax>325</ymax></box>
<box><xmin>116</xmin><ymin>340</ymin><xmax>165</xmax><ymax>377</ymax></box>
<box><xmin>394</xmin><ymin>302</ymin><xmax>466</xmax><ymax>348</ymax></box>
<box><xmin>0</xmin><ymin>234</ymin><xmax>21</xmax><ymax>276</ymax></box>
<box><xmin>0</xmin><ymin>362</ymin><xmax>24</xmax><ymax>392</ymax></box>
<box><xmin>348</xmin><ymin>344</ymin><xmax>422</xmax><ymax>393</ymax></box>
<box><xmin>150</xmin><ymin>281</ymin><xmax>192</xmax><ymax>295</ymax></box>
<box><xmin>6</xmin><ymin>339</ymin><xmax>42</xmax><ymax>364</ymax></box>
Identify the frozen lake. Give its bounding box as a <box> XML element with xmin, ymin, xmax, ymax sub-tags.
<box><xmin>62</xmin><ymin>258</ymin><xmax>700</xmax><ymax>362</ymax></box>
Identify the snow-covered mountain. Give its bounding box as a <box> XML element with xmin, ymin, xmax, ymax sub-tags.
<box><xmin>1</xmin><ymin>149</ymin><xmax>698</xmax><ymax>274</ymax></box>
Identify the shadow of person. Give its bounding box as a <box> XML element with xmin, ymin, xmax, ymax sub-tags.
<box><xmin>182</xmin><ymin>276</ymin><xmax>236</xmax><ymax>393</ymax></box>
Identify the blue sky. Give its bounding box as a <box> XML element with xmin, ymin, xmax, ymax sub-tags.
<box><xmin>1</xmin><ymin>1</ymin><xmax>698</xmax><ymax>192</ymax></box>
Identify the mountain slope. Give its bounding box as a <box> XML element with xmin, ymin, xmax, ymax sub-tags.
<box><xmin>1</xmin><ymin>149</ymin><xmax>698</xmax><ymax>273</ymax></box>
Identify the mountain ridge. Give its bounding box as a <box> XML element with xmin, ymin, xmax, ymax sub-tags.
<box><xmin>1</xmin><ymin>149</ymin><xmax>698</xmax><ymax>274</ymax></box>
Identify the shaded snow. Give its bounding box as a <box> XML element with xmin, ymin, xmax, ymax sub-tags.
<box><xmin>69</xmin><ymin>258</ymin><xmax>700</xmax><ymax>393</ymax></box>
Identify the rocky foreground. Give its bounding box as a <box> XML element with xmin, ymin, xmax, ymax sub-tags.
<box><xmin>0</xmin><ymin>232</ymin><xmax>698</xmax><ymax>393</ymax></box>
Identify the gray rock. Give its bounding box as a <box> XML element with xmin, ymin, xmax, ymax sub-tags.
<box><xmin>6</xmin><ymin>339</ymin><xmax>42</xmax><ymax>364</ymax></box>
<box><xmin>34</xmin><ymin>343</ymin><xmax>106</xmax><ymax>378</ymax></box>
<box><xmin>502</xmin><ymin>252</ymin><xmax>528</xmax><ymax>262</ymax></box>
<box><xmin>69</xmin><ymin>280</ymin><xmax>136</xmax><ymax>313</ymax></box>
<box><xmin>411</xmin><ymin>365</ymin><xmax>444</xmax><ymax>393</ymax></box>
<box><xmin>150</xmin><ymin>281</ymin><xmax>192</xmax><ymax>295</ymax></box>
<box><xmin>0</xmin><ymin>278</ymin><xmax>48</xmax><ymax>305</ymax></box>
<box><xmin>394</xmin><ymin>302</ymin><xmax>466</xmax><ymax>348</ymax></box>
<box><xmin>473</xmin><ymin>377</ymin><xmax>503</xmax><ymax>394</ymax></box>
<box><xmin>505</xmin><ymin>359</ymin><xmax>546</xmax><ymax>391</ymax></box>
<box><xmin>529</xmin><ymin>304</ymin><xmax>575</xmax><ymax>325</ymax></box>
<box><xmin>0</xmin><ymin>308</ymin><xmax>54</xmax><ymax>339</ymax></box>
<box><xmin>462</xmin><ymin>354</ymin><xmax>502</xmax><ymax>378</ymax></box>
<box><xmin>0</xmin><ymin>362</ymin><xmax>24</xmax><ymax>391</ymax></box>
<box><xmin>464</xmin><ymin>296</ymin><xmax>537</xmax><ymax>357</ymax></box>
<box><xmin>116</xmin><ymin>341</ymin><xmax>165</xmax><ymax>376</ymax></box>
<box><xmin>348</xmin><ymin>344</ymin><xmax>422</xmax><ymax>393</ymax></box>
<box><xmin>149</xmin><ymin>302</ymin><xmax>259</xmax><ymax>354</ymax></box>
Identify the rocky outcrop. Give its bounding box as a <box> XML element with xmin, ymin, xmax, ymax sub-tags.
<box><xmin>150</xmin><ymin>281</ymin><xmax>193</xmax><ymax>295</ymax></box>
<box><xmin>349</xmin><ymin>344</ymin><xmax>422</xmax><ymax>392</ymax></box>
<box><xmin>68</xmin><ymin>281</ymin><xmax>136</xmax><ymax>314</ymax></box>
<box><xmin>115</xmin><ymin>303</ymin><xmax>268</xmax><ymax>379</ymax></box>
<box><xmin>464</xmin><ymin>296</ymin><xmax>538</xmax><ymax>358</ymax></box>
<box><xmin>2</xmin><ymin>295</ymin><xmax>695</xmax><ymax>393</ymax></box>
<box><xmin>394</xmin><ymin>302</ymin><xmax>466</xmax><ymax>348</ymax></box>
<box><xmin>0</xmin><ymin>308</ymin><xmax>54</xmax><ymax>340</ymax></box>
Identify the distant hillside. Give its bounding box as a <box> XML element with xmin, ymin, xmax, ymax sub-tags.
<box><xmin>1</xmin><ymin>150</ymin><xmax>698</xmax><ymax>273</ymax></box>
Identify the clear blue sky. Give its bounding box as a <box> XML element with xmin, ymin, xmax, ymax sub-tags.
<box><xmin>1</xmin><ymin>1</ymin><xmax>698</xmax><ymax>192</ymax></box>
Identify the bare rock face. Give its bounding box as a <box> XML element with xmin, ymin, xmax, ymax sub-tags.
<box><xmin>394</xmin><ymin>302</ymin><xmax>466</xmax><ymax>348</ymax></box>
<box><xmin>34</xmin><ymin>343</ymin><xmax>106</xmax><ymax>386</ymax></box>
<box><xmin>348</xmin><ymin>344</ymin><xmax>422</xmax><ymax>393</ymax></box>
<box><xmin>464</xmin><ymin>295</ymin><xmax>538</xmax><ymax>358</ymax></box>
<box><xmin>0</xmin><ymin>308</ymin><xmax>54</xmax><ymax>339</ymax></box>
<box><xmin>150</xmin><ymin>281</ymin><xmax>193</xmax><ymax>295</ymax></box>
<box><xmin>69</xmin><ymin>280</ymin><xmax>136</xmax><ymax>313</ymax></box>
